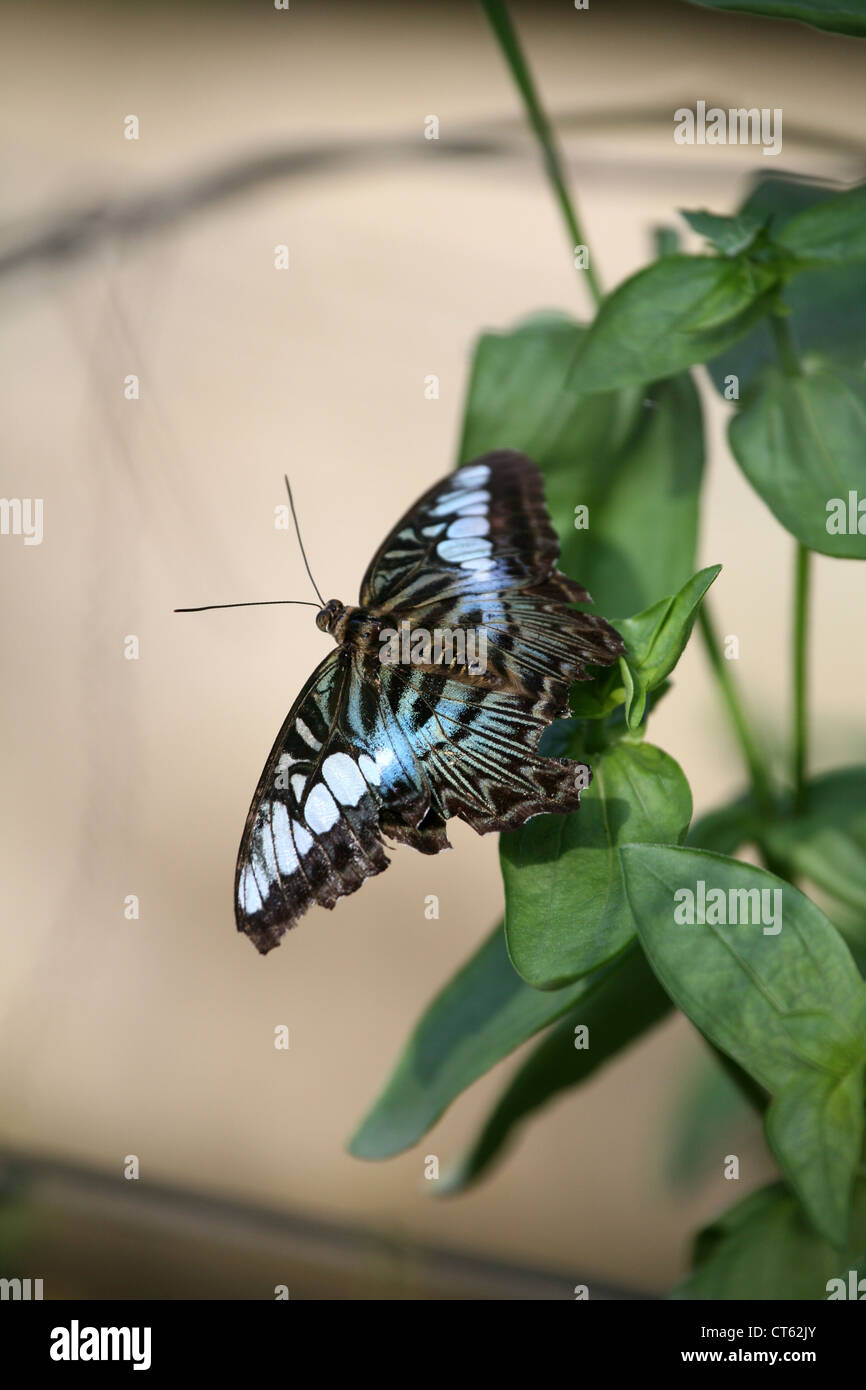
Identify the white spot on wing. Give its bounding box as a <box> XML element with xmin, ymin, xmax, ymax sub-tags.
<box><xmin>430</xmin><ymin>488</ymin><xmax>489</xmax><ymax>517</ymax></box>
<box><xmin>239</xmin><ymin>864</ymin><xmax>263</xmax><ymax>915</ymax></box>
<box><xmin>323</xmin><ymin>752</ymin><xmax>366</xmax><ymax>806</ymax></box>
<box><xmin>293</xmin><ymin>821</ymin><xmax>313</xmax><ymax>854</ymax></box>
<box><xmin>456</xmin><ymin>464</ymin><xmax>490</xmax><ymax>487</ymax></box>
<box><xmin>272</xmin><ymin>802</ymin><xmax>299</xmax><ymax>875</ymax></box>
<box><xmin>358</xmin><ymin>753</ymin><xmax>381</xmax><ymax>786</ymax></box>
<box><xmin>273</xmin><ymin>800</ymin><xmax>301</xmax><ymax>872</ymax></box>
<box><xmin>447</xmin><ymin>516</ymin><xmax>489</xmax><ymax>539</ymax></box>
<box><xmin>437</xmin><ymin>537</ymin><xmax>493</xmax><ymax>563</ymax></box>
<box><xmin>291</xmin><ymin>774</ymin><xmax>306</xmax><ymax>802</ymax></box>
<box><xmin>304</xmin><ymin>784</ymin><xmax>340</xmax><ymax>834</ymax></box>
<box><xmin>295</xmin><ymin>718</ymin><xmax>321</xmax><ymax>751</ymax></box>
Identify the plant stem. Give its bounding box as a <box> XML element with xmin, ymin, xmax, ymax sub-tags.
<box><xmin>769</xmin><ymin>310</ymin><xmax>811</xmax><ymax>811</ymax></box>
<box><xmin>652</xmin><ymin>225</ymin><xmax>679</xmax><ymax>259</ymax></box>
<box><xmin>697</xmin><ymin>606</ymin><xmax>774</xmax><ymax>817</ymax></box>
<box><xmin>792</xmin><ymin>544</ymin><xmax>811</xmax><ymax>812</ymax></box>
<box><xmin>770</xmin><ymin>313</ymin><xmax>801</xmax><ymax>376</ymax></box>
<box><xmin>479</xmin><ymin>0</ymin><xmax>603</xmax><ymax>308</ymax></box>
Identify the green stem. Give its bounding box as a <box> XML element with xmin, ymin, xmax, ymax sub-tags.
<box><xmin>479</xmin><ymin>0</ymin><xmax>603</xmax><ymax>308</ymax></box>
<box><xmin>697</xmin><ymin>606</ymin><xmax>774</xmax><ymax>817</ymax></box>
<box><xmin>792</xmin><ymin>544</ymin><xmax>811</xmax><ymax>812</ymax></box>
<box><xmin>769</xmin><ymin>310</ymin><xmax>811</xmax><ymax>811</ymax></box>
<box><xmin>770</xmin><ymin>313</ymin><xmax>801</xmax><ymax>377</ymax></box>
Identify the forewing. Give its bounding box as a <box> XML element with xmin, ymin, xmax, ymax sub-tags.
<box><xmin>359</xmin><ymin>451</ymin><xmax>569</xmax><ymax>611</ymax></box>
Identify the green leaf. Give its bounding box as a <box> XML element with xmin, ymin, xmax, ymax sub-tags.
<box><xmin>683</xmin><ymin>0</ymin><xmax>866</xmax><ymax>38</ymax></box>
<box><xmin>458</xmin><ymin>312</ymin><xmax>638</xmax><ymax>479</ymax></box>
<box><xmin>569</xmin><ymin>256</ymin><xmax>776</xmax><ymax>392</ymax></box>
<box><xmin>502</xmin><ymin>743</ymin><xmax>692</xmax><ymax>990</ymax></box>
<box><xmin>621</xmin><ymin>844</ymin><xmax>866</xmax><ymax>1245</ymax></box>
<box><xmin>829</xmin><ymin>907</ymin><xmax>866</xmax><ymax>979</ymax></box>
<box><xmin>459</xmin><ymin>314</ymin><xmax>705</xmax><ymax>616</ymax></box>
<box><xmin>757</xmin><ymin>767</ymin><xmax>866</xmax><ymax>913</ymax></box>
<box><xmin>777</xmin><ymin>182</ymin><xmax>866</xmax><ymax>265</ymax></box>
<box><xmin>706</xmin><ymin>176</ymin><xmax>866</xmax><ymax>396</ymax></box>
<box><xmin>674</xmin><ymin>1180</ymin><xmax>866</xmax><ymax>1301</ymax></box>
<box><xmin>687</xmin><ymin>792</ymin><xmax>760</xmax><ymax>855</ymax></box>
<box><xmin>766</xmin><ymin>1072</ymin><xmax>866</xmax><ymax>1251</ymax></box>
<box><xmin>614</xmin><ymin>566</ymin><xmax>721</xmax><ymax>729</ymax></box>
<box><xmin>561</xmin><ymin>374</ymin><xmax>706</xmax><ymax>616</ymax></box>
<box><xmin>348</xmin><ymin>923</ymin><xmax>606</xmax><ymax>1160</ymax></box>
<box><xmin>440</xmin><ymin>943</ymin><xmax>671</xmax><ymax>1194</ymax></box>
<box><xmin>680</xmin><ymin>209</ymin><xmax>763</xmax><ymax>257</ymax></box>
<box><xmin>728</xmin><ymin>362</ymin><xmax>866</xmax><ymax>559</ymax></box>
<box><xmin>666</xmin><ymin>1053</ymin><xmax>762</xmax><ymax>1188</ymax></box>
<box><xmin>566</xmin><ymin>669</ymin><xmax>627</xmax><ymax>720</ymax></box>
<box><xmin>559</xmin><ymin>672</ymin><xmax>672</xmax><ymax>724</ymax></box>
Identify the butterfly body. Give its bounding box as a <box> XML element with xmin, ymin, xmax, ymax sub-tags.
<box><xmin>235</xmin><ymin>452</ymin><xmax>623</xmax><ymax>955</ymax></box>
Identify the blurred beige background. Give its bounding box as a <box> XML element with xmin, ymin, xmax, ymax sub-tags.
<box><xmin>1</xmin><ymin>0</ymin><xmax>864</xmax><ymax>1295</ymax></box>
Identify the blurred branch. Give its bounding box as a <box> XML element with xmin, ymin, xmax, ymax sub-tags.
<box><xmin>2</xmin><ymin>107</ymin><xmax>862</xmax><ymax>279</ymax></box>
<box><xmin>0</xmin><ymin>1146</ymin><xmax>647</xmax><ymax>1300</ymax></box>
<box><xmin>0</xmin><ymin>136</ymin><xmax>500</xmax><ymax>277</ymax></box>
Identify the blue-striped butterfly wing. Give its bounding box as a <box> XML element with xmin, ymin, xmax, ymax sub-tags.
<box><xmin>360</xmin><ymin>454</ymin><xmax>561</xmax><ymax>610</ymax></box>
<box><xmin>236</xmin><ymin>450</ymin><xmax>623</xmax><ymax>953</ymax></box>
<box><xmin>235</xmin><ymin>649</ymin><xmax>441</xmax><ymax>955</ymax></box>
<box><xmin>235</xmin><ymin>650</ymin><xmax>386</xmax><ymax>956</ymax></box>
<box><xmin>363</xmin><ymin>451</ymin><xmax>623</xmax><ymax>834</ymax></box>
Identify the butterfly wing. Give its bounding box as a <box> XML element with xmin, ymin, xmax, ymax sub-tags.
<box><xmin>358</xmin><ymin>450</ymin><xmax>623</xmax><ymax>830</ymax></box>
<box><xmin>235</xmin><ymin>649</ymin><xmax>388</xmax><ymax>955</ymax></box>
<box><xmin>360</xmin><ymin>451</ymin><xmax>565</xmax><ymax>610</ymax></box>
<box><xmin>235</xmin><ymin>646</ymin><xmax>451</xmax><ymax>954</ymax></box>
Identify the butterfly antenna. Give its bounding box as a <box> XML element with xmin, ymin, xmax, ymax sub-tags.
<box><xmin>285</xmin><ymin>474</ymin><xmax>326</xmax><ymax>606</ymax></box>
<box><xmin>175</xmin><ymin>599</ymin><xmax>320</xmax><ymax>614</ymax></box>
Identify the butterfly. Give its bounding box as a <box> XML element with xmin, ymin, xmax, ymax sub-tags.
<box><xmin>235</xmin><ymin>450</ymin><xmax>624</xmax><ymax>954</ymax></box>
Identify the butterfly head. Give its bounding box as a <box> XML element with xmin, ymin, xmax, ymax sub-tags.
<box><xmin>315</xmin><ymin>598</ymin><xmax>345</xmax><ymax>635</ymax></box>
<box><xmin>316</xmin><ymin>599</ymin><xmax>385</xmax><ymax>652</ymax></box>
